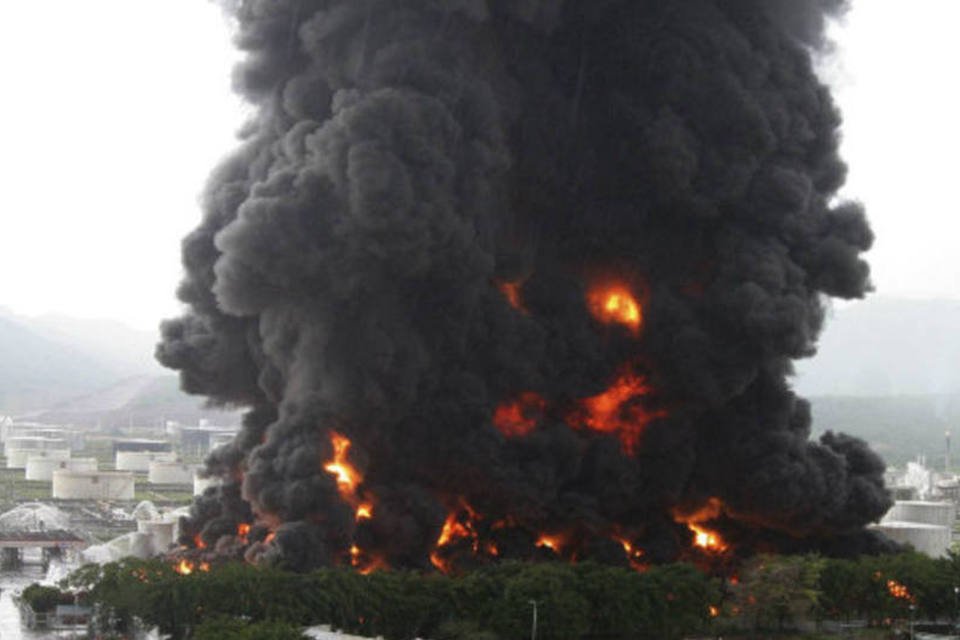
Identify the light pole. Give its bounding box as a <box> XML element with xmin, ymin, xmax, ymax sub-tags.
<box><xmin>909</xmin><ymin>603</ymin><xmax>916</xmax><ymax>640</ymax></box>
<box><xmin>528</xmin><ymin>599</ymin><xmax>538</xmax><ymax>640</ymax></box>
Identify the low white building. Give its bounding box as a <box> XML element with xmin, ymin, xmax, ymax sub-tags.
<box><xmin>52</xmin><ymin>470</ymin><xmax>135</xmax><ymax>500</ymax></box>
<box><xmin>26</xmin><ymin>456</ymin><xmax>98</xmax><ymax>482</ymax></box>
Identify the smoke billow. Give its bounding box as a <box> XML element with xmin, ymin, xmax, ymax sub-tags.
<box><xmin>158</xmin><ymin>0</ymin><xmax>891</xmax><ymax>571</ymax></box>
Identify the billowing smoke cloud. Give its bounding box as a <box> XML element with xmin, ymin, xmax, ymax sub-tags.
<box><xmin>158</xmin><ymin>0</ymin><xmax>891</xmax><ymax>571</ymax></box>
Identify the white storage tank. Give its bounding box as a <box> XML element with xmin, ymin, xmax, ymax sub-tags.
<box><xmin>871</xmin><ymin>521</ymin><xmax>952</xmax><ymax>557</ymax></box>
<box><xmin>7</xmin><ymin>447</ymin><xmax>71</xmax><ymax>469</ymax></box>
<box><xmin>52</xmin><ymin>470</ymin><xmax>135</xmax><ymax>500</ymax></box>
<box><xmin>115</xmin><ymin>450</ymin><xmax>176</xmax><ymax>473</ymax></box>
<box><xmin>883</xmin><ymin>501</ymin><xmax>955</xmax><ymax>528</ymax></box>
<box><xmin>147</xmin><ymin>461</ymin><xmax>197</xmax><ymax>485</ymax></box>
<box><xmin>193</xmin><ymin>472</ymin><xmax>221</xmax><ymax>496</ymax></box>
<box><xmin>26</xmin><ymin>456</ymin><xmax>98</xmax><ymax>482</ymax></box>
<box><xmin>137</xmin><ymin>520</ymin><xmax>176</xmax><ymax>551</ymax></box>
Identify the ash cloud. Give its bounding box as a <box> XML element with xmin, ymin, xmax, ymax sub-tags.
<box><xmin>159</xmin><ymin>0</ymin><xmax>889</xmax><ymax>570</ymax></box>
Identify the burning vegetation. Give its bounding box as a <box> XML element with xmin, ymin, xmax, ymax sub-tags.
<box><xmin>159</xmin><ymin>0</ymin><xmax>891</xmax><ymax>574</ymax></box>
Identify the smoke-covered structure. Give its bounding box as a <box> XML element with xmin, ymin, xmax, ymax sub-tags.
<box><xmin>158</xmin><ymin>0</ymin><xmax>891</xmax><ymax>572</ymax></box>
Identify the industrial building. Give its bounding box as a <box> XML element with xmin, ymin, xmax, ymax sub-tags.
<box><xmin>193</xmin><ymin>471</ymin><xmax>221</xmax><ymax>496</ymax></box>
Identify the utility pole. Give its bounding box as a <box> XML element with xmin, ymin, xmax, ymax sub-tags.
<box><xmin>528</xmin><ymin>599</ymin><xmax>538</xmax><ymax>640</ymax></box>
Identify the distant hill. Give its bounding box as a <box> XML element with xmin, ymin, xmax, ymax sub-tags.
<box><xmin>793</xmin><ymin>296</ymin><xmax>960</xmax><ymax>397</ymax></box>
<box><xmin>35</xmin><ymin>374</ymin><xmax>240</xmax><ymax>428</ymax></box>
<box><xmin>0</xmin><ymin>314</ymin><xmax>122</xmax><ymax>412</ymax></box>
<box><xmin>809</xmin><ymin>394</ymin><xmax>960</xmax><ymax>469</ymax></box>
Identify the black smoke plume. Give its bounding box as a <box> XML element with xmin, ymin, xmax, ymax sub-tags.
<box><xmin>158</xmin><ymin>0</ymin><xmax>891</xmax><ymax>571</ymax></box>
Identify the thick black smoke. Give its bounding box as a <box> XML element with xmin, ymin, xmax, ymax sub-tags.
<box><xmin>159</xmin><ymin>0</ymin><xmax>891</xmax><ymax>571</ymax></box>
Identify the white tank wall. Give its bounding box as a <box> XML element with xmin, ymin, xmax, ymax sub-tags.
<box><xmin>115</xmin><ymin>451</ymin><xmax>176</xmax><ymax>473</ymax></box>
<box><xmin>883</xmin><ymin>501</ymin><xmax>956</xmax><ymax>528</ymax></box>
<box><xmin>25</xmin><ymin>456</ymin><xmax>97</xmax><ymax>481</ymax></box>
<box><xmin>148</xmin><ymin>461</ymin><xmax>197</xmax><ymax>484</ymax></box>
<box><xmin>7</xmin><ymin>448</ymin><xmax>71</xmax><ymax>469</ymax></box>
<box><xmin>872</xmin><ymin>522</ymin><xmax>952</xmax><ymax>557</ymax></box>
<box><xmin>3</xmin><ymin>437</ymin><xmax>70</xmax><ymax>455</ymax></box>
<box><xmin>52</xmin><ymin>470</ymin><xmax>135</xmax><ymax>500</ymax></box>
<box><xmin>136</xmin><ymin>520</ymin><xmax>176</xmax><ymax>551</ymax></box>
<box><xmin>193</xmin><ymin>473</ymin><xmax>221</xmax><ymax>496</ymax></box>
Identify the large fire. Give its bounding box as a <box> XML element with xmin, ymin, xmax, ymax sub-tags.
<box><xmin>567</xmin><ymin>367</ymin><xmax>666</xmax><ymax>455</ymax></box>
<box><xmin>587</xmin><ymin>282</ymin><xmax>643</xmax><ymax>334</ymax></box>
<box><xmin>672</xmin><ymin>498</ymin><xmax>729</xmax><ymax>555</ymax></box>
<box><xmin>493</xmin><ymin>392</ymin><xmax>546</xmax><ymax>437</ymax></box>
<box><xmin>323</xmin><ymin>431</ymin><xmax>361</xmax><ymax>498</ymax></box>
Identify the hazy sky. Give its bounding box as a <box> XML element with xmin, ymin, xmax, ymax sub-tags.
<box><xmin>0</xmin><ymin>0</ymin><xmax>957</xmax><ymax>330</ymax></box>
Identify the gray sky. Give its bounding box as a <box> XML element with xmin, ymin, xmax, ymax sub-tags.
<box><xmin>0</xmin><ymin>0</ymin><xmax>957</xmax><ymax>330</ymax></box>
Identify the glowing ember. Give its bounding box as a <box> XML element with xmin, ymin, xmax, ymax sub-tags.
<box><xmin>264</xmin><ymin>532</ymin><xmax>276</xmax><ymax>545</ymax></box>
<box><xmin>493</xmin><ymin>392</ymin><xmax>546</xmax><ymax>437</ymax></box>
<box><xmin>708</xmin><ymin>605</ymin><xmax>720</xmax><ymax>618</ymax></box>
<box><xmin>568</xmin><ymin>367</ymin><xmax>665</xmax><ymax>455</ymax></box>
<box><xmin>887</xmin><ymin>579</ymin><xmax>914</xmax><ymax>602</ymax></box>
<box><xmin>587</xmin><ymin>283</ymin><xmax>642</xmax><ymax>334</ymax></box>
<box><xmin>237</xmin><ymin>523</ymin><xmax>251</xmax><ymax>540</ymax></box>
<box><xmin>356</xmin><ymin>503</ymin><xmax>373</xmax><ymax>521</ymax></box>
<box><xmin>496</xmin><ymin>281</ymin><xmax>526</xmax><ymax>312</ymax></box>
<box><xmin>323</xmin><ymin>431</ymin><xmax>362</xmax><ymax>498</ymax></box>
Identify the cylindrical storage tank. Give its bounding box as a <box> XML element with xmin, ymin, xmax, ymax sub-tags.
<box><xmin>115</xmin><ymin>451</ymin><xmax>176</xmax><ymax>473</ymax></box>
<box><xmin>52</xmin><ymin>470</ymin><xmax>135</xmax><ymax>500</ymax></box>
<box><xmin>7</xmin><ymin>447</ymin><xmax>71</xmax><ymax>469</ymax></box>
<box><xmin>883</xmin><ymin>501</ymin><xmax>955</xmax><ymax>528</ymax></box>
<box><xmin>26</xmin><ymin>456</ymin><xmax>97</xmax><ymax>481</ymax></box>
<box><xmin>137</xmin><ymin>520</ymin><xmax>176</xmax><ymax>552</ymax></box>
<box><xmin>147</xmin><ymin>461</ymin><xmax>197</xmax><ymax>485</ymax></box>
<box><xmin>209</xmin><ymin>432</ymin><xmax>236</xmax><ymax>450</ymax></box>
<box><xmin>3</xmin><ymin>437</ymin><xmax>70</xmax><ymax>456</ymax></box>
<box><xmin>193</xmin><ymin>472</ymin><xmax>221</xmax><ymax>496</ymax></box>
<box><xmin>871</xmin><ymin>521</ymin><xmax>952</xmax><ymax>557</ymax></box>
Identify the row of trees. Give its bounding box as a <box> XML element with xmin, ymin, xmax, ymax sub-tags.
<box><xmin>52</xmin><ymin>550</ymin><xmax>960</xmax><ymax>639</ymax></box>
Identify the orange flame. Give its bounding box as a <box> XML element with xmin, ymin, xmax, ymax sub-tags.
<box><xmin>568</xmin><ymin>367</ymin><xmax>665</xmax><ymax>455</ymax></box>
<box><xmin>587</xmin><ymin>283</ymin><xmax>642</xmax><ymax>334</ymax></box>
<box><xmin>199</xmin><ymin>562</ymin><xmax>211</xmax><ymax>572</ymax></box>
<box><xmin>193</xmin><ymin>534</ymin><xmax>206</xmax><ymax>549</ymax></box>
<box><xmin>237</xmin><ymin>523</ymin><xmax>251</xmax><ymax>540</ymax></box>
<box><xmin>708</xmin><ymin>605</ymin><xmax>720</xmax><ymax>618</ymax></box>
<box><xmin>615</xmin><ymin>536</ymin><xmax>648</xmax><ymax>572</ymax></box>
<box><xmin>264</xmin><ymin>531</ymin><xmax>276</xmax><ymax>545</ymax></box>
<box><xmin>672</xmin><ymin>498</ymin><xmax>729</xmax><ymax>554</ymax></box>
<box><xmin>536</xmin><ymin>534</ymin><xmax>562</xmax><ymax>552</ymax></box>
<box><xmin>496</xmin><ymin>281</ymin><xmax>526</xmax><ymax>312</ymax></box>
<box><xmin>430</xmin><ymin>500</ymin><xmax>499</xmax><ymax>573</ymax></box>
<box><xmin>887</xmin><ymin>579</ymin><xmax>915</xmax><ymax>602</ymax></box>
<box><xmin>174</xmin><ymin>559</ymin><xmax>194</xmax><ymax>575</ymax></box>
<box><xmin>689</xmin><ymin>524</ymin><xmax>727</xmax><ymax>552</ymax></box>
<box><xmin>324</xmin><ymin>431</ymin><xmax>362</xmax><ymax>499</ymax></box>
<box><xmin>356</xmin><ymin>503</ymin><xmax>373</xmax><ymax>521</ymax></box>
<box><xmin>493</xmin><ymin>392</ymin><xmax>546</xmax><ymax>438</ymax></box>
